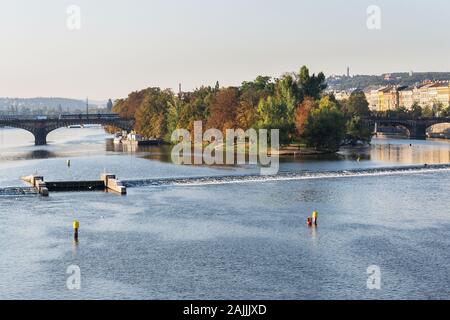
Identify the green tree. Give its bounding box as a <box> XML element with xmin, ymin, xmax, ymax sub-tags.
<box><xmin>302</xmin><ymin>97</ymin><xmax>346</xmax><ymax>151</ymax></box>
<box><xmin>241</xmin><ymin>76</ymin><xmax>275</xmax><ymax>94</ymax></box>
<box><xmin>178</xmin><ymin>86</ymin><xmax>215</xmax><ymax>132</ymax></box>
<box><xmin>297</xmin><ymin>66</ymin><xmax>327</xmax><ymax>100</ymax></box>
<box><xmin>255</xmin><ymin>74</ymin><xmax>300</xmax><ymax>143</ymax></box>
<box><xmin>275</xmin><ymin>74</ymin><xmax>298</xmax><ymax>123</ymax></box>
<box><xmin>345</xmin><ymin>116</ymin><xmax>372</xmax><ymax>145</ymax></box>
<box><xmin>395</xmin><ymin>106</ymin><xmax>409</xmax><ymax>119</ymax></box>
<box><xmin>441</xmin><ymin>105</ymin><xmax>450</xmax><ymax>117</ymax></box>
<box><xmin>237</xmin><ymin>76</ymin><xmax>274</xmax><ymax>129</ymax></box>
<box><xmin>135</xmin><ymin>88</ymin><xmax>174</xmax><ymax>139</ymax></box>
<box><xmin>409</xmin><ymin>103</ymin><xmax>422</xmax><ymax>119</ymax></box>
<box><xmin>165</xmin><ymin>96</ymin><xmax>184</xmax><ymax>141</ymax></box>
<box><xmin>433</xmin><ymin>102</ymin><xmax>447</xmax><ymax>117</ymax></box>
<box><xmin>343</xmin><ymin>90</ymin><xmax>370</xmax><ymax>116</ymax></box>
<box><xmin>256</xmin><ymin>96</ymin><xmax>293</xmax><ymax>144</ymax></box>
<box><xmin>422</xmin><ymin>105</ymin><xmax>434</xmax><ymax>118</ymax></box>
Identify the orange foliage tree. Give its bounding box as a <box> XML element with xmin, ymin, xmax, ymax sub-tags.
<box><xmin>295</xmin><ymin>97</ymin><xmax>317</xmax><ymax>138</ymax></box>
<box><xmin>207</xmin><ymin>87</ymin><xmax>240</xmax><ymax>132</ymax></box>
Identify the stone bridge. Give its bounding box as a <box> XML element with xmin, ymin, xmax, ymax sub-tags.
<box><xmin>362</xmin><ymin>117</ymin><xmax>450</xmax><ymax>139</ymax></box>
<box><xmin>0</xmin><ymin>114</ymin><xmax>134</xmax><ymax>145</ymax></box>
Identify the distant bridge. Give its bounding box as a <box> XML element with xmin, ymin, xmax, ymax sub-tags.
<box><xmin>0</xmin><ymin>114</ymin><xmax>134</xmax><ymax>145</ymax></box>
<box><xmin>362</xmin><ymin>117</ymin><xmax>450</xmax><ymax>139</ymax></box>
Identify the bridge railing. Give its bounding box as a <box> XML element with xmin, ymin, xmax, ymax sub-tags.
<box><xmin>363</xmin><ymin>116</ymin><xmax>450</xmax><ymax>121</ymax></box>
<box><xmin>0</xmin><ymin>113</ymin><xmax>122</xmax><ymax>121</ymax></box>
<box><xmin>58</xmin><ymin>113</ymin><xmax>121</xmax><ymax>120</ymax></box>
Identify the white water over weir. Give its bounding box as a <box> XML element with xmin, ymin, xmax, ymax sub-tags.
<box><xmin>122</xmin><ymin>164</ymin><xmax>450</xmax><ymax>187</ymax></box>
<box><xmin>1</xmin><ymin>164</ymin><xmax>449</xmax><ymax>197</ymax></box>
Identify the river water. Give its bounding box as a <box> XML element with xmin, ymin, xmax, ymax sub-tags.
<box><xmin>0</xmin><ymin>128</ymin><xmax>449</xmax><ymax>300</ymax></box>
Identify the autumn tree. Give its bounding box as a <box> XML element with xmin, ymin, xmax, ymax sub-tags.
<box><xmin>207</xmin><ymin>87</ymin><xmax>240</xmax><ymax>132</ymax></box>
<box><xmin>295</xmin><ymin>97</ymin><xmax>317</xmax><ymax>137</ymax></box>
<box><xmin>178</xmin><ymin>86</ymin><xmax>215</xmax><ymax>132</ymax></box>
<box><xmin>134</xmin><ymin>88</ymin><xmax>174</xmax><ymax>139</ymax></box>
<box><xmin>237</xmin><ymin>76</ymin><xmax>274</xmax><ymax>130</ymax></box>
<box><xmin>116</xmin><ymin>90</ymin><xmax>149</xmax><ymax>119</ymax></box>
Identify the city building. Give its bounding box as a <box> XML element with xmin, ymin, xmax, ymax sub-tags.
<box><xmin>107</xmin><ymin>99</ymin><xmax>113</xmax><ymax>112</ymax></box>
<box><xmin>364</xmin><ymin>81</ymin><xmax>450</xmax><ymax>112</ymax></box>
<box><xmin>364</xmin><ymin>86</ymin><xmax>399</xmax><ymax>112</ymax></box>
<box><xmin>334</xmin><ymin>91</ymin><xmax>352</xmax><ymax>101</ymax></box>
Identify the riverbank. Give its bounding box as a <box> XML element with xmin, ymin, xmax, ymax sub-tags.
<box><xmin>271</xmin><ymin>145</ymin><xmax>337</xmax><ymax>156</ymax></box>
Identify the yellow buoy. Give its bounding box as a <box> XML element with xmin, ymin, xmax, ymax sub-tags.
<box><xmin>312</xmin><ymin>211</ymin><xmax>318</xmax><ymax>226</ymax></box>
<box><xmin>73</xmin><ymin>220</ymin><xmax>79</xmax><ymax>241</ymax></box>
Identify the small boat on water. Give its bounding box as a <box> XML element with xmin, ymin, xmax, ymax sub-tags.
<box><xmin>127</xmin><ymin>133</ymin><xmax>162</xmax><ymax>146</ymax></box>
<box><xmin>113</xmin><ymin>132</ymin><xmax>162</xmax><ymax>146</ymax></box>
<box><xmin>113</xmin><ymin>132</ymin><xmax>123</xmax><ymax>144</ymax></box>
<box><xmin>122</xmin><ymin>133</ymin><xmax>162</xmax><ymax>146</ymax></box>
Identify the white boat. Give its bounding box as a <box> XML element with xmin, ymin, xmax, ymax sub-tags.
<box><xmin>123</xmin><ymin>133</ymin><xmax>162</xmax><ymax>146</ymax></box>
<box><xmin>113</xmin><ymin>133</ymin><xmax>123</xmax><ymax>144</ymax></box>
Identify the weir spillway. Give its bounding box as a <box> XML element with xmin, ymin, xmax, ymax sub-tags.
<box><xmin>1</xmin><ymin>164</ymin><xmax>449</xmax><ymax>197</ymax></box>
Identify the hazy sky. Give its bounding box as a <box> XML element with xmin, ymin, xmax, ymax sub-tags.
<box><xmin>1</xmin><ymin>0</ymin><xmax>449</xmax><ymax>100</ymax></box>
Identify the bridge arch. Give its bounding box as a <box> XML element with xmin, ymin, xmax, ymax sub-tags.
<box><xmin>363</xmin><ymin>117</ymin><xmax>450</xmax><ymax>140</ymax></box>
<box><xmin>0</xmin><ymin>123</ymin><xmax>49</xmax><ymax>145</ymax></box>
<box><xmin>426</xmin><ymin>122</ymin><xmax>450</xmax><ymax>139</ymax></box>
<box><xmin>0</xmin><ymin>116</ymin><xmax>134</xmax><ymax>146</ymax></box>
<box><xmin>376</xmin><ymin>121</ymin><xmax>414</xmax><ymax>138</ymax></box>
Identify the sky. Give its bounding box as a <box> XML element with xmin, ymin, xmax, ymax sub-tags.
<box><xmin>0</xmin><ymin>0</ymin><xmax>450</xmax><ymax>100</ymax></box>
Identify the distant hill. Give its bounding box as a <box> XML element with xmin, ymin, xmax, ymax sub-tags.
<box><xmin>0</xmin><ymin>97</ymin><xmax>105</xmax><ymax>113</ymax></box>
<box><xmin>327</xmin><ymin>72</ymin><xmax>450</xmax><ymax>91</ymax></box>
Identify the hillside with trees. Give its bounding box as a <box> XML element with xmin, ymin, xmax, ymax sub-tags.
<box><xmin>328</xmin><ymin>72</ymin><xmax>450</xmax><ymax>91</ymax></box>
<box><xmin>0</xmin><ymin>97</ymin><xmax>106</xmax><ymax>115</ymax></box>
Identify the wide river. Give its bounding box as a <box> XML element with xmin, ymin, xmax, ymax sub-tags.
<box><xmin>0</xmin><ymin>128</ymin><xmax>449</xmax><ymax>299</ymax></box>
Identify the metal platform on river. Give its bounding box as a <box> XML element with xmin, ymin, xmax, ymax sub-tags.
<box><xmin>21</xmin><ymin>173</ymin><xmax>127</xmax><ymax>197</ymax></box>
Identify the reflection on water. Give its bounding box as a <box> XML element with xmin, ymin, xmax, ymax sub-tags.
<box><xmin>2</xmin><ymin>128</ymin><xmax>450</xmax><ymax>167</ymax></box>
<box><xmin>1</xmin><ymin>127</ymin><xmax>450</xmax><ymax>300</ymax></box>
<box><xmin>369</xmin><ymin>139</ymin><xmax>450</xmax><ymax>164</ymax></box>
<box><xmin>107</xmin><ymin>138</ymin><xmax>450</xmax><ymax>167</ymax></box>
<box><xmin>105</xmin><ymin>139</ymin><xmax>175</xmax><ymax>163</ymax></box>
<box><xmin>0</xmin><ymin>150</ymin><xmax>59</xmax><ymax>161</ymax></box>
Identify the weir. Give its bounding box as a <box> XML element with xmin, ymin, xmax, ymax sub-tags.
<box><xmin>21</xmin><ymin>173</ymin><xmax>127</xmax><ymax>196</ymax></box>
<box><xmin>122</xmin><ymin>164</ymin><xmax>450</xmax><ymax>188</ymax></box>
<box><xmin>10</xmin><ymin>164</ymin><xmax>450</xmax><ymax>198</ymax></box>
